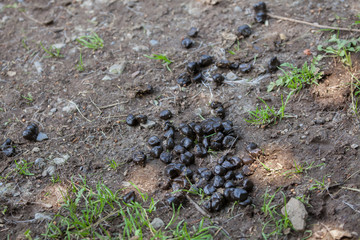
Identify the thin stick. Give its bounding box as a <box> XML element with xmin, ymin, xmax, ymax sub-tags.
<box><xmin>268</xmin><ymin>13</ymin><xmax>360</xmax><ymax>33</ymax></box>
<box><xmin>69</xmin><ymin>100</ymin><xmax>92</xmax><ymax>122</ymax></box>
<box><xmin>185</xmin><ymin>195</ymin><xmax>211</xmax><ymax>218</ymax></box>
<box><xmin>99</xmin><ymin>101</ymin><xmax>128</xmax><ymax>109</ymax></box>
<box><xmin>89</xmin><ymin>97</ymin><xmax>102</xmax><ymax>114</ymax></box>
<box><xmin>341</xmin><ymin>186</ymin><xmax>360</xmax><ymax>193</ymax></box>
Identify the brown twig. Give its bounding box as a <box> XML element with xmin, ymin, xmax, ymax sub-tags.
<box><xmin>185</xmin><ymin>195</ymin><xmax>211</xmax><ymax>218</ymax></box>
<box><xmin>268</xmin><ymin>13</ymin><xmax>360</xmax><ymax>33</ymax></box>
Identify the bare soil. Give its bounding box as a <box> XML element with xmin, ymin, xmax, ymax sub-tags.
<box><xmin>0</xmin><ymin>0</ymin><xmax>360</xmax><ymax>239</ymax></box>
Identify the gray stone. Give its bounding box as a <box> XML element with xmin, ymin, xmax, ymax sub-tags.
<box><xmin>62</xmin><ymin>101</ymin><xmax>77</xmax><ymax>113</ymax></box>
<box><xmin>149</xmin><ymin>40</ymin><xmax>159</xmax><ymax>46</ymax></box>
<box><xmin>150</xmin><ymin>218</ymin><xmax>164</xmax><ymax>230</ymax></box>
<box><xmin>132</xmin><ymin>45</ymin><xmax>149</xmax><ymax>52</ymax></box>
<box><xmin>109</xmin><ymin>62</ymin><xmax>126</xmax><ymax>75</ymax></box>
<box><xmin>140</xmin><ymin>120</ymin><xmax>156</xmax><ymax>129</ymax></box>
<box><xmin>35</xmin><ymin>213</ymin><xmax>52</xmax><ymax>221</ymax></box>
<box><xmin>52</xmin><ymin>43</ymin><xmax>66</xmax><ymax>49</ymax></box>
<box><xmin>34</xmin><ymin>61</ymin><xmax>43</xmax><ymax>74</ymax></box>
<box><xmin>234</xmin><ymin>6</ymin><xmax>242</xmax><ymax>12</ymax></box>
<box><xmin>226</xmin><ymin>72</ymin><xmax>238</xmax><ymax>81</ymax></box>
<box><xmin>102</xmin><ymin>75</ymin><xmax>112</xmax><ymax>81</ymax></box>
<box><xmin>35</xmin><ymin>158</ymin><xmax>46</xmax><ymax>169</ymax></box>
<box><xmin>351</xmin><ymin>144</ymin><xmax>358</xmax><ymax>149</ymax></box>
<box><xmin>0</xmin><ymin>183</ymin><xmax>16</xmax><ymax>197</ymax></box>
<box><xmin>36</xmin><ymin>132</ymin><xmax>49</xmax><ymax>142</ymax></box>
<box><xmin>281</xmin><ymin>198</ymin><xmax>307</xmax><ymax>231</ymax></box>
<box><xmin>53</xmin><ymin>157</ymin><xmax>66</xmax><ymax>165</ymax></box>
<box><xmin>32</xmin><ymin>147</ymin><xmax>40</xmax><ymax>153</ymax></box>
<box><xmin>42</xmin><ymin>165</ymin><xmax>56</xmax><ymax>177</ymax></box>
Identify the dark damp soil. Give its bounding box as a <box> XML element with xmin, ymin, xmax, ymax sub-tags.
<box><xmin>0</xmin><ymin>0</ymin><xmax>360</xmax><ymax>239</ymax></box>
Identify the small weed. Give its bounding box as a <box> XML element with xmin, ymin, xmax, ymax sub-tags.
<box><xmin>21</xmin><ymin>93</ymin><xmax>34</xmax><ymax>103</ymax></box>
<box><xmin>76</xmin><ymin>32</ymin><xmax>104</xmax><ymax>50</ymax></box>
<box><xmin>318</xmin><ymin>34</ymin><xmax>360</xmax><ymax>67</ymax></box>
<box><xmin>21</xmin><ymin>38</ymin><xmax>30</xmax><ymax>51</ymax></box>
<box><xmin>227</xmin><ymin>40</ymin><xmax>241</xmax><ymax>55</ymax></box>
<box><xmin>15</xmin><ymin>159</ymin><xmax>34</xmax><ymax>176</ymax></box>
<box><xmin>144</xmin><ymin>54</ymin><xmax>173</xmax><ymax>72</ymax></box>
<box><xmin>40</xmin><ymin>42</ymin><xmax>64</xmax><ymax>58</ymax></box>
<box><xmin>309</xmin><ymin>176</ymin><xmax>328</xmax><ymax>192</ymax></box>
<box><xmin>267</xmin><ymin>58</ymin><xmax>322</xmax><ymax>92</ymax></box>
<box><xmin>245</xmin><ymin>92</ymin><xmax>293</xmax><ymax>126</ymax></box>
<box><xmin>283</xmin><ymin>161</ymin><xmax>325</xmax><ymax>177</ymax></box>
<box><xmin>51</xmin><ymin>175</ymin><xmax>61</xmax><ymax>184</ymax></box>
<box><xmin>107</xmin><ymin>159</ymin><xmax>120</xmax><ymax>170</ymax></box>
<box><xmin>24</xmin><ymin>229</ymin><xmax>33</xmax><ymax>240</ymax></box>
<box><xmin>4</xmin><ymin>3</ymin><xmax>18</xmax><ymax>9</ymax></box>
<box><xmin>1</xmin><ymin>206</ymin><xmax>8</xmax><ymax>215</ymax></box>
<box><xmin>76</xmin><ymin>49</ymin><xmax>85</xmax><ymax>72</ymax></box>
<box><xmin>261</xmin><ymin>188</ymin><xmax>293</xmax><ymax>239</ymax></box>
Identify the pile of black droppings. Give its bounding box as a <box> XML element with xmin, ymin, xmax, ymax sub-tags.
<box><xmin>22</xmin><ymin>123</ymin><xmax>48</xmax><ymax>142</ymax></box>
<box><xmin>126</xmin><ymin>105</ymin><xmax>262</xmax><ymax>212</ymax></box>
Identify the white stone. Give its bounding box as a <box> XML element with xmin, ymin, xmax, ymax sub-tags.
<box><xmin>53</xmin><ymin>157</ymin><xmax>66</xmax><ymax>165</ymax></box>
<box><xmin>42</xmin><ymin>165</ymin><xmax>56</xmax><ymax>177</ymax></box>
<box><xmin>351</xmin><ymin>144</ymin><xmax>358</xmax><ymax>149</ymax></box>
<box><xmin>34</xmin><ymin>61</ymin><xmax>43</xmax><ymax>74</ymax></box>
<box><xmin>281</xmin><ymin>198</ymin><xmax>307</xmax><ymax>231</ymax></box>
<box><xmin>62</xmin><ymin>101</ymin><xmax>77</xmax><ymax>113</ymax></box>
<box><xmin>109</xmin><ymin>62</ymin><xmax>126</xmax><ymax>75</ymax></box>
<box><xmin>132</xmin><ymin>45</ymin><xmax>149</xmax><ymax>52</ymax></box>
<box><xmin>36</xmin><ymin>132</ymin><xmax>49</xmax><ymax>142</ymax></box>
<box><xmin>52</xmin><ymin>43</ymin><xmax>66</xmax><ymax>49</ymax></box>
<box><xmin>149</xmin><ymin>40</ymin><xmax>159</xmax><ymax>46</ymax></box>
<box><xmin>35</xmin><ymin>213</ymin><xmax>52</xmax><ymax>221</ymax></box>
<box><xmin>151</xmin><ymin>218</ymin><xmax>164</xmax><ymax>230</ymax></box>
<box><xmin>226</xmin><ymin>72</ymin><xmax>238</xmax><ymax>81</ymax></box>
<box><xmin>32</xmin><ymin>147</ymin><xmax>40</xmax><ymax>153</ymax></box>
<box><xmin>102</xmin><ymin>75</ymin><xmax>112</xmax><ymax>81</ymax></box>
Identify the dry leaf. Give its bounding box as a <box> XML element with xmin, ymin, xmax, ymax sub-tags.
<box><xmin>329</xmin><ymin>229</ymin><xmax>352</xmax><ymax>240</ymax></box>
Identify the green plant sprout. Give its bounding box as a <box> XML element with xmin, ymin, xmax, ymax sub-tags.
<box><xmin>21</xmin><ymin>93</ymin><xmax>34</xmax><ymax>103</ymax></box>
<box><xmin>107</xmin><ymin>159</ymin><xmax>119</xmax><ymax>170</ymax></box>
<box><xmin>76</xmin><ymin>49</ymin><xmax>85</xmax><ymax>72</ymax></box>
<box><xmin>282</xmin><ymin>161</ymin><xmax>325</xmax><ymax>177</ymax></box>
<box><xmin>15</xmin><ymin>159</ymin><xmax>34</xmax><ymax>176</ymax></box>
<box><xmin>267</xmin><ymin>59</ymin><xmax>323</xmax><ymax>92</ymax></box>
<box><xmin>144</xmin><ymin>54</ymin><xmax>173</xmax><ymax>72</ymax></box>
<box><xmin>76</xmin><ymin>32</ymin><xmax>104</xmax><ymax>50</ymax></box>
<box><xmin>261</xmin><ymin>188</ymin><xmax>293</xmax><ymax>239</ymax></box>
<box><xmin>317</xmin><ymin>34</ymin><xmax>360</xmax><ymax>67</ymax></box>
<box><xmin>245</xmin><ymin>92</ymin><xmax>293</xmax><ymax>126</ymax></box>
<box><xmin>51</xmin><ymin>175</ymin><xmax>61</xmax><ymax>184</ymax></box>
<box><xmin>309</xmin><ymin>176</ymin><xmax>328</xmax><ymax>192</ymax></box>
<box><xmin>40</xmin><ymin>42</ymin><xmax>64</xmax><ymax>58</ymax></box>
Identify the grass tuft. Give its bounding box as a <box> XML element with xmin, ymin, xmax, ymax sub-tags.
<box><xmin>15</xmin><ymin>159</ymin><xmax>34</xmax><ymax>176</ymax></box>
<box><xmin>245</xmin><ymin>92</ymin><xmax>293</xmax><ymax>126</ymax></box>
<box><xmin>40</xmin><ymin>42</ymin><xmax>64</xmax><ymax>58</ymax></box>
<box><xmin>76</xmin><ymin>32</ymin><xmax>104</xmax><ymax>50</ymax></box>
<box><xmin>144</xmin><ymin>54</ymin><xmax>173</xmax><ymax>72</ymax></box>
<box><xmin>43</xmin><ymin>176</ymin><xmax>216</xmax><ymax>239</ymax></box>
<box><xmin>267</xmin><ymin>58</ymin><xmax>323</xmax><ymax>92</ymax></box>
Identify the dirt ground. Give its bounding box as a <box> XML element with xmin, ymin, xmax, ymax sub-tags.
<box><xmin>0</xmin><ymin>0</ymin><xmax>360</xmax><ymax>239</ymax></box>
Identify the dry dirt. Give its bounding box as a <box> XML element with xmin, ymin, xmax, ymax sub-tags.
<box><xmin>0</xmin><ymin>0</ymin><xmax>360</xmax><ymax>239</ymax></box>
